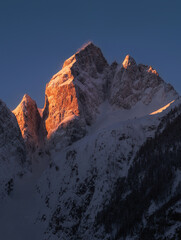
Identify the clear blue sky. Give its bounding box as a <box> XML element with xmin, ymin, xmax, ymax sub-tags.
<box><xmin>0</xmin><ymin>0</ymin><xmax>180</xmax><ymax>109</ymax></box>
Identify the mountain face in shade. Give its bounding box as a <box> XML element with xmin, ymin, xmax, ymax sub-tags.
<box><xmin>0</xmin><ymin>99</ymin><xmax>26</xmax><ymax>199</ymax></box>
<box><xmin>1</xmin><ymin>43</ymin><xmax>181</xmax><ymax>240</ymax></box>
<box><xmin>37</xmin><ymin>102</ymin><xmax>181</xmax><ymax>240</ymax></box>
<box><xmin>109</xmin><ymin>55</ymin><xmax>177</xmax><ymax>110</ymax></box>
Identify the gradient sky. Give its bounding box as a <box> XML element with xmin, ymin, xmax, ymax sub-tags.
<box><xmin>0</xmin><ymin>0</ymin><xmax>181</xmax><ymax>109</ymax></box>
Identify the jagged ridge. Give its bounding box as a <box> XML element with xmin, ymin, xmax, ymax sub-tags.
<box><xmin>13</xmin><ymin>42</ymin><xmax>178</xmax><ymax>148</ymax></box>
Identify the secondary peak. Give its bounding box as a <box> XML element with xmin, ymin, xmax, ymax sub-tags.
<box><xmin>122</xmin><ymin>55</ymin><xmax>136</xmax><ymax>69</ymax></box>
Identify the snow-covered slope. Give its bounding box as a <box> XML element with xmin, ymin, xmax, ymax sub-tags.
<box><xmin>35</xmin><ymin>98</ymin><xmax>181</xmax><ymax>240</ymax></box>
<box><xmin>0</xmin><ymin>99</ymin><xmax>26</xmax><ymax>200</ymax></box>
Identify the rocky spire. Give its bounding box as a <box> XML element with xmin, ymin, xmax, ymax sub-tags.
<box><xmin>122</xmin><ymin>55</ymin><xmax>137</xmax><ymax>69</ymax></box>
<box><xmin>73</xmin><ymin>42</ymin><xmax>108</xmax><ymax>74</ymax></box>
<box><xmin>13</xmin><ymin>94</ymin><xmax>42</xmax><ymax>151</ymax></box>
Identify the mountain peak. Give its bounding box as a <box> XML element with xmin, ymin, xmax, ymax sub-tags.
<box><xmin>147</xmin><ymin>65</ymin><xmax>159</xmax><ymax>76</ymax></box>
<box><xmin>13</xmin><ymin>95</ymin><xmax>42</xmax><ymax>150</ymax></box>
<box><xmin>76</xmin><ymin>41</ymin><xmax>95</xmax><ymax>53</ymax></box>
<box><xmin>62</xmin><ymin>42</ymin><xmax>95</xmax><ymax>69</ymax></box>
<box><xmin>110</xmin><ymin>53</ymin><xmax>178</xmax><ymax>110</ymax></box>
<box><xmin>13</xmin><ymin>94</ymin><xmax>37</xmax><ymax>114</ymax></box>
<box><xmin>13</xmin><ymin>44</ymin><xmax>178</xmax><ymax>144</ymax></box>
<box><xmin>22</xmin><ymin>93</ymin><xmax>33</xmax><ymax>102</ymax></box>
<box><xmin>43</xmin><ymin>43</ymin><xmax>108</xmax><ymax>139</ymax></box>
<box><xmin>62</xmin><ymin>42</ymin><xmax>108</xmax><ymax>74</ymax></box>
<box><xmin>122</xmin><ymin>54</ymin><xmax>136</xmax><ymax>69</ymax></box>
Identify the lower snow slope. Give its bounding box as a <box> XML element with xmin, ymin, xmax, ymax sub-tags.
<box><xmin>0</xmin><ymin>151</ymin><xmax>50</xmax><ymax>240</ymax></box>
<box><xmin>35</xmin><ymin>98</ymin><xmax>181</xmax><ymax>240</ymax></box>
<box><xmin>0</xmin><ymin>97</ymin><xmax>180</xmax><ymax>240</ymax></box>
<box><xmin>0</xmin><ymin>99</ymin><xmax>26</xmax><ymax>200</ymax></box>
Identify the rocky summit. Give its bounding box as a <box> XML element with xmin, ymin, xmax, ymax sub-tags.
<box><xmin>13</xmin><ymin>94</ymin><xmax>43</xmax><ymax>151</ymax></box>
<box><xmin>0</xmin><ymin>43</ymin><xmax>181</xmax><ymax>240</ymax></box>
<box><xmin>13</xmin><ymin>42</ymin><xmax>178</xmax><ymax>147</ymax></box>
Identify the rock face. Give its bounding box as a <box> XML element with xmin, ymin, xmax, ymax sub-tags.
<box><xmin>13</xmin><ymin>94</ymin><xmax>43</xmax><ymax>151</ymax></box>
<box><xmin>13</xmin><ymin>43</ymin><xmax>178</xmax><ymax>147</ymax></box>
<box><xmin>109</xmin><ymin>55</ymin><xmax>178</xmax><ymax>109</ymax></box>
<box><xmin>0</xmin><ymin>99</ymin><xmax>26</xmax><ymax>199</ymax></box>
<box><xmin>43</xmin><ymin>42</ymin><xmax>108</xmax><ymax>142</ymax></box>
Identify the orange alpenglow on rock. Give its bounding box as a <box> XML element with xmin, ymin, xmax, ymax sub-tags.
<box><xmin>12</xmin><ymin>42</ymin><xmax>178</xmax><ymax>147</ymax></box>
<box><xmin>42</xmin><ymin>42</ymin><xmax>108</xmax><ymax>139</ymax></box>
<box><xmin>150</xmin><ymin>100</ymin><xmax>175</xmax><ymax>115</ymax></box>
<box><xmin>13</xmin><ymin>94</ymin><xmax>42</xmax><ymax>149</ymax></box>
<box><xmin>43</xmin><ymin>52</ymin><xmax>79</xmax><ymax>138</ymax></box>
<box><xmin>148</xmin><ymin>66</ymin><xmax>159</xmax><ymax>76</ymax></box>
<box><xmin>43</xmin><ymin>77</ymin><xmax>80</xmax><ymax>138</ymax></box>
<box><xmin>122</xmin><ymin>55</ymin><xmax>137</xmax><ymax>69</ymax></box>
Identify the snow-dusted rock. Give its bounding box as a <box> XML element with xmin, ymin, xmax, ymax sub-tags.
<box><xmin>40</xmin><ymin>43</ymin><xmax>179</xmax><ymax>152</ymax></box>
<box><xmin>0</xmin><ymin>99</ymin><xmax>26</xmax><ymax>199</ymax></box>
<box><xmin>13</xmin><ymin>43</ymin><xmax>178</xmax><ymax>149</ymax></box>
<box><xmin>109</xmin><ymin>55</ymin><xmax>178</xmax><ymax>111</ymax></box>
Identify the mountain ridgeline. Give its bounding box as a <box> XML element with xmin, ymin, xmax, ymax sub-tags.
<box><xmin>0</xmin><ymin>42</ymin><xmax>181</xmax><ymax>240</ymax></box>
<box><xmin>13</xmin><ymin>42</ymin><xmax>177</xmax><ymax>149</ymax></box>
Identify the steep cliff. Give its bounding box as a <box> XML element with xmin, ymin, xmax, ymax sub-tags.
<box><xmin>13</xmin><ymin>94</ymin><xmax>43</xmax><ymax>151</ymax></box>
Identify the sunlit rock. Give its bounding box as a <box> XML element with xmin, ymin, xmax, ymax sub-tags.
<box><xmin>13</xmin><ymin>94</ymin><xmax>43</xmax><ymax>151</ymax></box>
